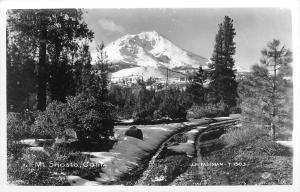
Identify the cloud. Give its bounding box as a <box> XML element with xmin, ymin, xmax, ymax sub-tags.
<box><xmin>97</xmin><ymin>19</ymin><xmax>125</xmax><ymax>33</ymax></box>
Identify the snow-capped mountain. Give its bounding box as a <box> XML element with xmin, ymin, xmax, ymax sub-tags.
<box><xmin>101</xmin><ymin>31</ymin><xmax>209</xmax><ymax>83</ymax></box>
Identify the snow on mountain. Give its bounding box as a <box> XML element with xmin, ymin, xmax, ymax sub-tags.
<box><xmin>102</xmin><ymin>31</ymin><xmax>209</xmax><ymax>83</ymax></box>
<box><xmin>91</xmin><ymin>31</ymin><xmax>246</xmax><ymax>84</ymax></box>
<box><xmin>104</xmin><ymin>31</ymin><xmax>208</xmax><ymax>69</ymax></box>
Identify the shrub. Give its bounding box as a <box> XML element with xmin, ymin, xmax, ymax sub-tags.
<box><xmin>159</xmin><ymin>103</ymin><xmax>187</xmax><ymax>120</ymax></box>
<box><xmin>31</xmin><ymin>101</ymin><xmax>67</xmax><ymax>139</ymax></box>
<box><xmin>7</xmin><ymin>111</ymin><xmax>36</xmax><ymax>141</ymax></box>
<box><xmin>157</xmin><ymin>87</ymin><xmax>187</xmax><ymax>120</ymax></box>
<box><xmin>7</xmin><ymin>148</ymin><xmax>68</xmax><ymax>185</ymax></box>
<box><xmin>187</xmin><ymin>102</ymin><xmax>229</xmax><ymax>119</ymax></box>
<box><xmin>221</xmin><ymin>125</ymin><xmax>268</xmax><ymax>146</ymax></box>
<box><xmin>228</xmin><ymin>106</ymin><xmax>242</xmax><ymax>114</ymax></box>
<box><xmin>32</xmin><ymin>93</ymin><xmax>116</xmax><ymax>143</ymax></box>
<box><xmin>7</xmin><ymin>140</ymin><xmax>28</xmax><ymax>161</ymax></box>
<box><xmin>256</xmin><ymin>138</ymin><xmax>291</xmax><ymax>156</ymax></box>
<box><xmin>134</xmin><ymin>107</ymin><xmax>155</xmax><ymax>122</ymax></box>
<box><xmin>7</xmin><ymin>144</ymin><xmax>103</xmax><ymax>185</ymax></box>
<box><xmin>65</xmin><ymin>94</ymin><xmax>115</xmax><ymax>142</ymax></box>
<box><xmin>153</xmin><ymin>109</ymin><xmax>163</xmax><ymax>119</ymax></box>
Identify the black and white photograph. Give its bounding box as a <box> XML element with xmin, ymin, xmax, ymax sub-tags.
<box><xmin>1</xmin><ymin>0</ymin><xmax>299</xmax><ymax>191</ymax></box>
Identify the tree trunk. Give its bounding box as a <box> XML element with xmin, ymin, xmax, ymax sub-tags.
<box><xmin>49</xmin><ymin>42</ymin><xmax>64</xmax><ymax>102</ymax></box>
<box><xmin>271</xmin><ymin>123</ymin><xmax>276</xmax><ymax>141</ymax></box>
<box><xmin>37</xmin><ymin>19</ymin><xmax>47</xmax><ymax>111</ymax></box>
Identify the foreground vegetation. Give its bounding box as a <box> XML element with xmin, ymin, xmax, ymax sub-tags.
<box><xmin>7</xmin><ymin>141</ymin><xmax>104</xmax><ymax>185</ymax></box>
<box><xmin>173</xmin><ymin>134</ymin><xmax>292</xmax><ymax>185</ymax></box>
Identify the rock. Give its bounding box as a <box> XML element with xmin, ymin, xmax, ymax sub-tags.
<box><xmin>125</xmin><ymin>126</ymin><xmax>143</xmax><ymax>140</ymax></box>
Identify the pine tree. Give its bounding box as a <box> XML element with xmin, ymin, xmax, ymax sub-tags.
<box><xmin>6</xmin><ymin>28</ymin><xmax>36</xmax><ymax>112</ymax></box>
<box><xmin>209</xmin><ymin>16</ymin><xmax>238</xmax><ymax>108</ymax></box>
<box><xmin>73</xmin><ymin>41</ymin><xmax>92</xmax><ymax>94</ymax></box>
<box><xmin>96</xmin><ymin>42</ymin><xmax>110</xmax><ymax>101</ymax></box>
<box><xmin>259</xmin><ymin>39</ymin><xmax>292</xmax><ymax>140</ymax></box>
<box><xmin>83</xmin><ymin>42</ymin><xmax>110</xmax><ymax>102</ymax></box>
<box><xmin>186</xmin><ymin>66</ymin><xmax>208</xmax><ymax>104</ymax></box>
<box><xmin>46</xmin><ymin>10</ymin><xmax>93</xmax><ymax>103</ymax></box>
<box><xmin>7</xmin><ymin>9</ymin><xmax>94</xmax><ymax>110</ymax></box>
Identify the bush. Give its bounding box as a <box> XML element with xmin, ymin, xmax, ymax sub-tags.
<box><xmin>153</xmin><ymin>109</ymin><xmax>163</xmax><ymax>119</ymax></box>
<box><xmin>7</xmin><ymin>143</ymin><xmax>103</xmax><ymax>185</ymax></box>
<box><xmin>65</xmin><ymin>94</ymin><xmax>115</xmax><ymax>142</ymax></box>
<box><xmin>32</xmin><ymin>93</ymin><xmax>115</xmax><ymax>143</ymax></box>
<box><xmin>221</xmin><ymin>125</ymin><xmax>268</xmax><ymax>146</ymax></box>
<box><xmin>31</xmin><ymin>101</ymin><xmax>67</xmax><ymax>139</ymax></box>
<box><xmin>7</xmin><ymin>148</ymin><xmax>68</xmax><ymax>185</ymax></box>
<box><xmin>7</xmin><ymin>111</ymin><xmax>36</xmax><ymax>141</ymax></box>
<box><xmin>7</xmin><ymin>140</ymin><xmax>29</xmax><ymax>160</ymax></box>
<box><xmin>187</xmin><ymin>102</ymin><xmax>229</xmax><ymax>119</ymax></box>
<box><xmin>159</xmin><ymin>102</ymin><xmax>187</xmax><ymax>120</ymax></box>
<box><xmin>156</xmin><ymin>87</ymin><xmax>187</xmax><ymax>120</ymax></box>
<box><xmin>228</xmin><ymin>106</ymin><xmax>242</xmax><ymax>114</ymax></box>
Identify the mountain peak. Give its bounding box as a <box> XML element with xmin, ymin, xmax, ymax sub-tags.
<box><xmin>101</xmin><ymin>31</ymin><xmax>210</xmax><ymax>83</ymax></box>
<box><xmin>137</xmin><ymin>30</ymin><xmax>160</xmax><ymax>39</ymax></box>
<box><xmin>104</xmin><ymin>31</ymin><xmax>208</xmax><ymax>68</ymax></box>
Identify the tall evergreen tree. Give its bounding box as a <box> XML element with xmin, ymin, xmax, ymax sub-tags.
<box><xmin>259</xmin><ymin>39</ymin><xmax>292</xmax><ymax>140</ymax></box>
<box><xmin>96</xmin><ymin>42</ymin><xmax>110</xmax><ymax>101</ymax></box>
<box><xmin>186</xmin><ymin>66</ymin><xmax>208</xmax><ymax>105</ymax></box>
<box><xmin>7</xmin><ymin>9</ymin><xmax>94</xmax><ymax>110</ymax></box>
<box><xmin>6</xmin><ymin>28</ymin><xmax>36</xmax><ymax>112</ymax></box>
<box><xmin>46</xmin><ymin>10</ymin><xmax>93</xmax><ymax>103</ymax></box>
<box><xmin>83</xmin><ymin>42</ymin><xmax>110</xmax><ymax>102</ymax></box>
<box><xmin>73</xmin><ymin>41</ymin><xmax>92</xmax><ymax>94</ymax></box>
<box><xmin>209</xmin><ymin>16</ymin><xmax>238</xmax><ymax>108</ymax></box>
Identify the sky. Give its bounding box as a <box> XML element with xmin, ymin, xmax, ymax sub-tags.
<box><xmin>83</xmin><ymin>8</ymin><xmax>292</xmax><ymax>71</ymax></box>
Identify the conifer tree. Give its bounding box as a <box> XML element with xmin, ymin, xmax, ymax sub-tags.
<box><xmin>73</xmin><ymin>41</ymin><xmax>92</xmax><ymax>94</ymax></box>
<box><xmin>83</xmin><ymin>42</ymin><xmax>110</xmax><ymax>102</ymax></box>
<box><xmin>259</xmin><ymin>39</ymin><xmax>292</xmax><ymax>140</ymax></box>
<box><xmin>209</xmin><ymin>16</ymin><xmax>238</xmax><ymax>108</ymax></box>
<box><xmin>186</xmin><ymin>66</ymin><xmax>207</xmax><ymax>104</ymax></box>
<box><xmin>7</xmin><ymin>9</ymin><xmax>94</xmax><ymax>110</ymax></box>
